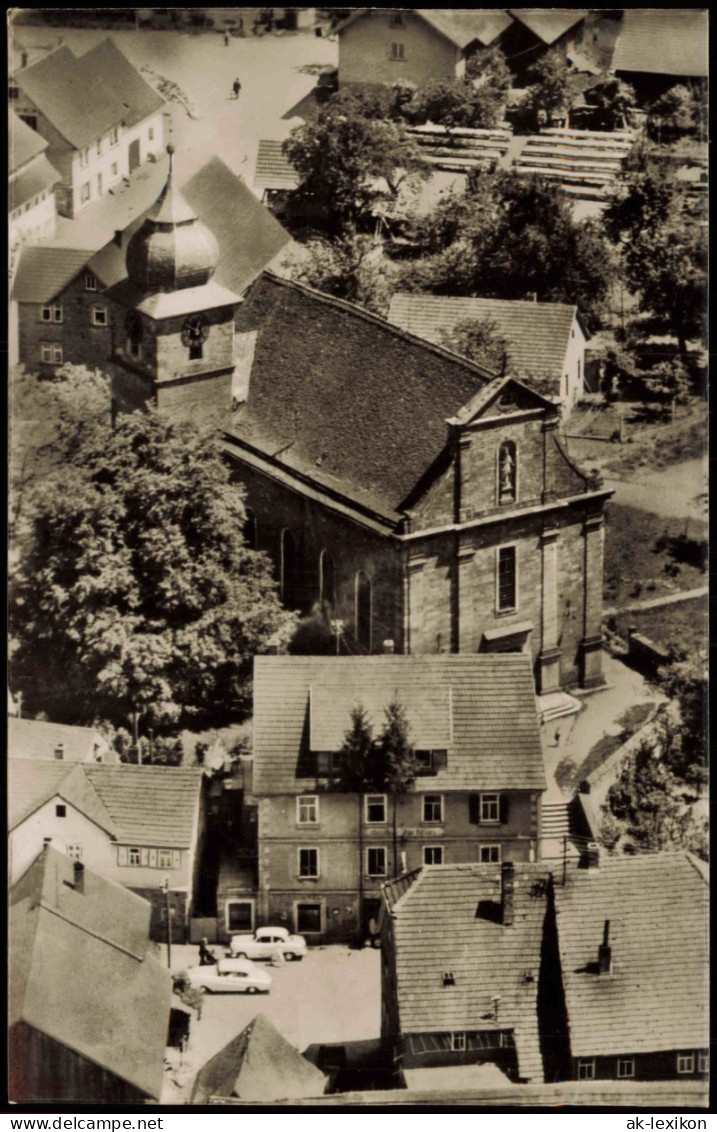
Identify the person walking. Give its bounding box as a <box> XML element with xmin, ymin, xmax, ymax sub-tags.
<box><xmin>224</xmin><ymin>31</ymin><xmax>230</xmax><ymax>46</ymax></box>
<box><xmin>232</xmin><ymin>77</ymin><xmax>241</xmax><ymax>100</ymax></box>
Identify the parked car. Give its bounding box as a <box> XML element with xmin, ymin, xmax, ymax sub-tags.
<box><xmin>229</xmin><ymin>926</ymin><xmax>307</xmax><ymax>962</ymax></box>
<box><xmin>186</xmin><ymin>958</ymin><xmax>272</xmax><ymax>994</ymax></box>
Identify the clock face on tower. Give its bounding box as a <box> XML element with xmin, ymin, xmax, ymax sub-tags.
<box><xmin>181</xmin><ymin>313</ymin><xmax>209</xmax><ymax>348</ymax></box>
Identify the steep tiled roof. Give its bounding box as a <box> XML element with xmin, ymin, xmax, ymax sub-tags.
<box><xmin>75</xmin><ymin>39</ymin><xmax>165</xmax><ymax>130</ymax></box>
<box><xmin>9</xmin><ymin>717</ymin><xmax>115</xmax><ymax>764</ymax></box>
<box><xmin>11</xmin><ymin>245</ymin><xmax>92</xmax><ymax>303</ymax></box>
<box><xmin>310</xmin><ymin>682</ymin><xmax>453</xmax><ymax>750</ymax></box>
<box><xmin>508</xmin><ymin>9</ymin><xmax>588</xmax><ymax>45</ymax></box>
<box><xmin>9</xmin><ymin>153</ymin><xmax>60</xmax><ymax>213</ymax></box>
<box><xmin>337</xmin><ymin>10</ymin><xmax>513</xmax><ymax>49</ymax></box>
<box><xmin>83</xmin><ymin>764</ymin><xmax>204</xmax><ymax>847</ymax></box>
<box><xmin>388</xmin><ymin>294</ymin><xmax>582</xmax><ymax>385</ymax></box>
<box><xmin>554</xmin><ymin>852</ymin><xmax>709</xmax><ymax>1057</ymax></box>
<box><xmin>386</xmin><ymin>863</ymin><xmax>550</xmax><ymax>1082</ymax></box>
<box><xmin>10</xmin><ymin>847</ymin><xmax>171</xmax><ymax>1100</ymax></box>
<box><xmin>230</xmin><ymin>273</ymin><xmax>494</xmax><ymax>519</ymax></box>
<box><xmin>612</xmin><ymin>9</ymin><xmax>708</xmax><ymax>78</ymax></box>
<box><xmin>8</xmin><ymin>761</ymin><xmax>118</xmax><ymax>837</ymax></box>
<box><xmin>9</xmin><ymin>111</ymin><xmax>48</xmax><ymax>171</ymax></box>
<box><xmin>15</xmin><ymin>45</ymin><xmax>124</xmax><ymax>149</ymax></box>
<box><xmin>191</xmin><ymin>1013</ymin><xmax>327</xmax><ymax>1103</ymax></box>
<box><xmin>254</xmin><ymin>140</ymin><xmax>300</xmax><ymax>193</ymax></box>
<box><xmin>252</xmin><ymin>655</ymin><xmax>545</xmax><ymax>795</ymax></box>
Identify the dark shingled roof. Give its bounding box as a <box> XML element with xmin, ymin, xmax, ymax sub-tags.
<box><xmin>9</xmin><ymin>110</ymin><xmax>48</xmax><ymax>171</ymax></box>
<box><xmin>612</xmin><ymin>9</ymin><xmax>708</xmax><ymax>79</ymax></box>
<box><xmin>10</xmin><ymin>847</ymin><xmax>172</xmax><ymax>1100</ymax></box>
<box><xmin>191</xmin><ymin>1013</ymin><xmax>327</xmax><ymax>1103</ymax></box>
<box><xmin>388</xmin><ymin>294</ymin><xmax>584</xmax><ymax>387</ymax></box>
<box><xmin>386</xmin><ymin>863</ymin><xmax>551</xmax><ymax>1082</ymax></box>
<box><xmin>252</xmin><ymin>655</ymin><xmax>545</xmax><ymax>795</ymax></box>
<box><xmin>554</xmin><ymin>851</ymin><xmax>709</xmax><ymax>1058</ymax></box>
<box><xmin>508</xmin><ymin>9</ymin><xmax>588</xmax><ymax>45</ymax></box>
<box><xmin>337</xmin><ymin>9</ymin><xmax>513</xmax><ymax>49</ymax></box>
<box><xmin>230</xmin><ymin>273</ymin><xmax>495</xmax><ymax>519</ymax></box>
<box><xmin>11</xmin><ymin>245</ymin><xmax>92</xmax><ymax>303</ymax></box>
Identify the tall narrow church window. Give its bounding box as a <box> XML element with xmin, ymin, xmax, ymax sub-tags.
<box><xmin>498</xmin><ymin>441</ymin><xmax>517</xmax><ymax>505</ymax></box>
<box><xmin>497</xmin><ymin>546</ymin><xmax>517</xmax><ymax>612</ymax></box>
<box><xmin>356</xmin><ymin>571</ymin><xmax>372</xmax><ymax>651</ymax></box>
<box><xmin>242</xmin><ymin>508</ymin><xmax>257</xmax><ymax>550</ymax></box>
<box><xmin>281</xmin><ymin>528</ymin><xmax>301</xmax><ymax>610</ymax></box>
<box><xmin>319</xmin><ymin>550</ymin><xmax>335</xmax><ymax>610</ymax></box>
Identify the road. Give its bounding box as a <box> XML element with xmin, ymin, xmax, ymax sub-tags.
<box><xmin>604</xmin><ymin>457</ymin><xmax>707</xmax><ymax>522</ymax></box>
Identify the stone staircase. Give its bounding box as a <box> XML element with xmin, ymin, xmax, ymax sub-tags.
<box><xmin>540</xmin><ymin>799</ymin><xmax>592</xmax><ymax>863</ymax></box>
<box><xmin>406</xmin><ymin>124</ymin><xmax>513</xmax><ymax>173</ymax></box>
<box><xmin>513</xmin><ymin>127</ymin><xmax>635</xmax><ymax>201</ymax></box>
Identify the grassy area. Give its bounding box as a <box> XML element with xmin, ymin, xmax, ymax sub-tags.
<box><xmin>609</xmin><ymin>596</ymin><xmax>707</xmax><ymax>660</ymax></box>
<box><xmin>603</xmin><ymin>504</ymin><xmax>706</xmax><ymax>605</ymax></box>
<box><xmin>566</xmin><ymin>400</ymin><xmax>706</xmax><ymax>479</ymax></box>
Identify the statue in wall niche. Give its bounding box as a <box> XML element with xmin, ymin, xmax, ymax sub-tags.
<box><xmin>499</xmin><ymin>444</ymin><xmax>516</xmax><ymax>503</ymax></box>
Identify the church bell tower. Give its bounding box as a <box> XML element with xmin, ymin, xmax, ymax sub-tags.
<box><xmin>107</xmin><ymin>145</ymin><xmax>242</xmax><ymax>422</ymax></box>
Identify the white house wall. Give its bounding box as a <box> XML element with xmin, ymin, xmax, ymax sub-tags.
<box><xmin>562</xmin><ymin>317</ymin><xmax>586</xmax><ymax>412</ymax></box>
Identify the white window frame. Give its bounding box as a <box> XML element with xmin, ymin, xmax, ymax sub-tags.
<box><xmin>423</xmin><ymin>845</ymin><xmax>443</xmax><ymax>866</ymax></box>
<box><xmin>80</xmin><ymin>181</ymin><xmax>91</xmax><ymax>204</ymax></box>
<box><xmin>297</xmin><ymin>795</ymin><xmax>319</xmax><ymax>825</ymax></box>
<box><xmin>451</xmin><ymin>1032</ymin><xmax>466</xmax><ymax>1052</ymax></box>
<box><xmin>79</xmin><ymin>146</ymin><xmax>89</xmax><ymax>168</ymax></box>
<box><xmin>225</xmin><ymin>898</ymin><xmax>255</xmax><ymax>933</ymax></box>
<box><xmin>96</xmin><ymin>137</ymin><xmax>102</xmax><ymax>155</ymax></box>
<box><xmin>390</xmin><ymin>41</ymin><xmax>405</xmax><ymax>60</ymax></box>
<box><xmin>698</xmin><ymin>1051</ymin><xmax>708</xmax><ymax>1073</ymax></box>
<box><xmin>128</xmin><ymin>847</ymin><xmax>141</xmax><ymax>866</ymax></box>
<box><xmin>365</xmin><ymin>794</ymin><xmax>387</xmax><ymax>824</ymax></box>
<box><xmin>41</xmin><ymin>343</ymin><xmax>63</xmax><ymax>365</ymax></box>
<box><xmin>85</xmin><ymin>274</ymin><xmax>97</xmax><ymax>291</ymax></box>
<box><xmin>617</xmin><ymin>1058</ymin><xmax>634</xmax><ymax>1079</ymax></box>
<box><xmin>480</xmin><ymin>793</ymin><xmax>500</xmax><ymax>824</ymax></box>
<box><xmin>91</xmin><ymin>304</ymin><xmax>107</xmax><ymax>327</ymax></box>
<box><xmin>149</xmin><ymin>126</ymin><xmax>155</xmax><ymax>141</ymax></box>
<box><xmin>109</xmin><ymin>125</ymin><xmax>119</xmax><ymax>147</ymax></box>
<box><xmin>66</xmin><ymin>844</ymin><xmax>82</xmax><ymax>861</ymax></box>
<box><xmin>480</xmin><ymin>844</ymin><xmax>501</xmax><ymax>864</ymax></box>
<box><xmin>366</xmin><ymin>846</ymin><xmax>387</xmax><ymax>877</ymax></box>
<box><xmin>677</xmin><ymin>1053</ymin><xmax>695</xmax><ymax>1075</ymax></box>
<box><xmin>298</xmin><ymin>847</ymin><xmax>319</xmax><ymax>879</ymax></box>
<box><xmin>157</xmin><ymin>848</ymin><xmax>174</xmax><ymax>869</ymax></box>
<box><xmin>496</xmin><ymin>543</ymin><xmax>518</xmax><ymax>614</ymax></box>
<box><xmin>577</xmin><ymin>1059</ymin><xmax>595</xmax><ymax>1080</ymax></box>
<box><xmin>422</xmin><ymin>794</ymin><xmax>443</xmax><ymax>824</ymax></box>
<box><xmin>111</xmin><ymin>161</ymin><xmax>119</xmax><ymax>178</ymax></box>
<box><xmin>41</xmin><ymin>304</ymin><xmax>62</xmax><ymax>323</ymax></box>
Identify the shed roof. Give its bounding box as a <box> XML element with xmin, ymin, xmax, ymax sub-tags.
<box><xmin>386</xmin><ymin>862</ymin><xmax>550</xmax><ymax>1081</ymax></box>
<box><xmin>388</xmin><ymin>293</ymin><xmax>583</xmax><ymax>386</ymax></box>
<box><xmin>508</xmin><ymin>9</ymin><xmax>588</xmax><ymax>45</ymax></box>
<box><xmin>10</xmin><ymin>846</ymin><xmax>171</xmax><ymax>1100</ymax></box>
<box><xmin>554</xmin><ymin>851</ymin><xmax>709</xmax><ymax>1057</ymax></box>
<box><xmin>611</xmin><ymin>9</ymin><xmax>708</xmax><ymax>79</ymax></box>
<box><xmin>254</xmin><ymin>139</ymin><xmax>300</xmax><ymax>193</ymax></box>
<box><xmin>8</xmin><ymin>717</ymin><xmax>116</xmax><ymax>764</ymax></box>
<box><xmin>252</xmin><ymin>655</ymin><xmax>545</xmax><ymax>795</ymax></box>
<box><xmin>191</xmin><ymin>1013</ymin><xmax>327</xmax><ymax>1103</ymax></box>
<box><xmin>230</xmin><ymin>273</ymin><xmax>495</xmax><ymax>519</ymax></box>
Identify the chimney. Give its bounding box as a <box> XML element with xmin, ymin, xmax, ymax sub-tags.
<box><xmin>43</xmin><ymin>837</ymin><xmax>52</xmax><ymax>850</ymax></box>
<box><xmin>501</xmin><ymin>861</ymin><xmax>515</xmax><ymax>927</ymax></box>
<box><xmin>383</xmin><ymin>639</ymin><xmax>395</xmax><ymax>655</ymax></box>
<box><xmin>598</xmin><ymin>919</ymin><xmax>611</xmax><ymax>975</ymax></box>
<box><xmin>584</xmin><ymin>841</ymin><xmax>600</xmax><ymax>869</ymax></box>
<box><xmin>113</xmin><ymin>229</ymin><xmax>123</xmax><ymax>248</ymax></box>
<box><xmin>73</xmin><ymin>860</ymin><xmax>85</xmax><ymax>895</ymax></box>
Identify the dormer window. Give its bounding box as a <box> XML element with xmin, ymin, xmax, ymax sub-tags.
<box><xmin>389</xmin><ymin>12</ymin><xmax>405</xmax><ymax>26</ymax></box>
<box><xmin>54</xmin><ymin>744</ymin><xmax>64</xmax><ymax>760</ymax></box>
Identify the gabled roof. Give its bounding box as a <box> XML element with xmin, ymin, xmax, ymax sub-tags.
<box><xmin>254</xmin><ymin>139</ymin><xmax>300</xmax><ymax>193</ymax></box>
<box><xmin>554</xmin><ymin>852</ymin><xmax>709</xmax><ymax>1057</ymax></box>
<box><xmin>9</xmin><ymin>110</ymin><xmax>48</xmax><ymax>171</ymax></box>
<box><xmin>386</xmin><ymin>863</ymin><xmax>550</xmax><ymax>1082</ymax></box>
<box><xmin>252</xmin><ymin>655</ymin><xmax>545</xmax><ymax>795</ymax></box>
<box><xmin>8</xmin><ymin>761</ymin><xmax>119</xmax><ymax>837</ymax></box>
<box><xmin>611</xmin><ymin>9</ymin><xmax>708</xmax><ymax>79</ymax></box>
<box><xmin>9</xmin><ymin>152</ymin><xmax>60</xmax><ymax>213</ymax></box>
<box><xmin>8</xmin><ymin>717</ymin><xmax>116</xmax><ymax>764</ymax></box>
<box><xmin>11</xmin><ymin>245</ymin><xmax>92</xmax><ymax>303</ymax></box>
<box><xmin>508</xmin><ymin>9</ymin><xmax>588</xmax><ymax>45</ymax></box>
<box><xmin>10</xmin><ymin>847</ymin><xmax>171</xmax><ymax>1100</ymax></box>
<box><xmin>75</xmin><ymin>39</ymin><xmax>165</xmax><ymax>130</ymax></box>
<box><xmin>191</xmin><ymin>1013</ymin><xmax>327</xmax><ymax>1103</ymax></box>
<box><xmin>310</xmin><ymin>681</ymin><xmax>453</xmax><ymax>750</ymax></box>
<box><xmin>337</xmin><ymin>9</ymin><xmax>513</xmax><ymax>49</ymax></box>
<box><xmin>230</xmin><ymin>273</ymin><xmax>496</xmax><ymax>519</ymax></box>
<box><xmin>388</xmin><ymin>293</ymin><xmax>584</xmax><ymax>385</ymax></box>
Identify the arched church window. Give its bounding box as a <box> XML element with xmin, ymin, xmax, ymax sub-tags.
<box><xmin>319</xmin><ymin>550</ymin><xmax>336</xmax><ymax>610</ymax></box>
<box><xmin>355</xmin><ymin>571</ymin><xmax>372</xmax><ymax>652</ymax></box>
<box><xmin>281</xmin><ymin>528</ymin><xmax>301</xmax><ymax>610</ymax></box>
<box><xmin>498</xmin><ymin>441</ymin><xmax>517</xmax><ymax>505</ymax></box>
<box><xmin>242</xmin><ymin>508</ymin><xmax>257</xmax><ymax>550</ymax></box>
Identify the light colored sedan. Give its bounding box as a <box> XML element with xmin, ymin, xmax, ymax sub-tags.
<box><xmin>229</xmin><ymin>926</ymin><xmax>307</xmax><ymax>961</ymax></box>
<box><xmin>186</xmin><ymin>958</ymin><xmax>272</xmax><ymax>994</ymax></box>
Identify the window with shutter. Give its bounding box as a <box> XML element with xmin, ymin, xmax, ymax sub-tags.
<box><xmin>140</xmin><ymin>847</ymin><xmax>149</xmax><ymax>866</ymax></box>
<box><xmin>118</xmin><ymin>846</ymin><xmax>128</xmax><ymax>865</ymax></box>
<box><xmin>468</xmin><ymin>794</ymin><xmax>480</xmax><ymax>824</ymax></box>
<box><xmin>172</xmin><ymin>850</ymin><xmax>181</xmax><ymax>869</ymax></box>
<box><xmin>499</xmin><ymin>795</ymin><xmax>509</xmax><ymax>824</ymax></box>
<box><xmin>149</xmin><ymin>848</ymin><xmax>158</xmax><ymax>867</ymax></box>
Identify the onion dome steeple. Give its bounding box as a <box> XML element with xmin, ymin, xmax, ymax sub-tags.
<box><xmin>125</xmin><ymin>145</ymin><xmax>219</xmax><ymax>293</ymax></box>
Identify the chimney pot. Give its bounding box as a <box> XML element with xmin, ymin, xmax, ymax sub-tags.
<box><xmin>73</xmin><ymin>860</ymin><xmax>85</xmax><ymax>893</ymax></box>
<box><xmin>585</xmin><ymin>841</ymin><xmax>600</xmax><ymax>869</ymax></box>
<box><xmin>501</xmin><ymin>861</ymin><xmax>515</xmax><ymax>927</ymax></box>
<box><xmin>43</xmin><ymin>837</ymin><xmax>52</xmax><ymax>848</ymax></box>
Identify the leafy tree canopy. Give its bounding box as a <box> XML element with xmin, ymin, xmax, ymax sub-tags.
<box><xmin>285</xmin><ymin>229</ymin><xmax>395</xmax><ymax>315</ymax></box>
<box><xmin>524</xmin><ymin>48</ymin><xmax>571</xmax><ymax>121</ymax></box>
<box><xmin>584</xmin><ymin>77</ymin><xmax>636</xmax><ymax>131</ymax></box>
<box><xmin>437</xmin><ymin>317</ymin><xmax>511</xmax><ymax>377</ymax></box>
<box><xmin>11</xmin><ymin>393</ymin><xmax>296</xmax><ymax>733</ymax></box>
<box><xmin>337</xmin><ymin>700</ymin><xmax>417</xmax><ymax>795</ymax></box>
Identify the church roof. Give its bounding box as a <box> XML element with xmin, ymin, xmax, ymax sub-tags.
<box><xmin>229</xmin><ymin>273</ymin><xmax>495</xmax><ymax>519</ymax></box>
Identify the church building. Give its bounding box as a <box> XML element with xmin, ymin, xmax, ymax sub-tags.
<box><xmin>106</xmin><ymin>149</ymin><xmax>611</xmax><ymax>693</ymax></box>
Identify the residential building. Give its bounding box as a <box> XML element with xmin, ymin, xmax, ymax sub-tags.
<box><xmin>611</xmin><ymin>9</ymin><xmax>708</xmax><ymax>101</ymax></box>
<box><xmin>501</xmin><ymin>10</ymin><xmax>589</xmax><ymax>84</ymax></box>
<box><xmin>546</xmin><ymin>851</ymin><xmax>709</xmax><ymax>1083</ymax></box>
<box><xmin>388</xmin><ymin>293</ymin><xmax>588</xmax><ymax>414</ymax></box>
<box><xmin>9</xmin><ymin>111</ymin><xmax>59</xmax><ymax>250</ymax></box>
<box><xmin>13</xmin><ymin>38</ymin><xmax>165</xmax><ymax>218</ymax></box>
<box><xmin>12</xmin><ymin>155</ymin><xmax>290</xmax><ymax>377</ymax></box>
<box><xmin>380</xmin><ymin>861</ymin><xmax>551</xmax><ymax>1083</ymax></box>
<box><xmin>8</xmin><ymin>760</ymin><xmax>206</xmax><ymax>941</ymax></box>
<box><xmin>8</xmin><ymin>716</ymin><xmax>118</xmax><ymax>764</ymax></box>
<box><xmin>191</xmin><ymin>1013</ymin><xmax>327</xmax><ymax>1103</ymax></box>
<box><xmin>245</xmin><ymin>654</ymin><xmax>546</xmax><ymax>945</ymax></box>
<box><xmin>10</xmin><ymin>844</ymin><xmax>172</xmax><ymax>1103</ymax></box>
<box><xmin>337</xmin><ymin>9</ymin><xmax>513</xmax><ymax>89</ymax></box>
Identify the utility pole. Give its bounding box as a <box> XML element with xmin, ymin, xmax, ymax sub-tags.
<box><xmin>161</xmin><ymin>875</ymin><xmax>171</xmax><ymax>968</ymax></box>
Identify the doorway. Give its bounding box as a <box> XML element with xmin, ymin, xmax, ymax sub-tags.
<box><xmin>128</xmin><ymin>138</ymin><xmax>141</xmax><ymax>173</ymax></box>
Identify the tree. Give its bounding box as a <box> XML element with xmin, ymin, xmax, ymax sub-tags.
<box><xmin>525</xmin><ymin>49</ymin><xmax>571</xmax><ymax>125</ymax></box>
<box><xmin>584</xmin><ymin>77</ymin><xmax>636</xmax><ymax>131</ymax></box>
<box><xmin>11</xmin><ymin>404</ymin><xmax>296</xmax><ymax>734</ymax></box>
<box><xmin>638</xmin><ymin>358</ymin><xmax>691</xmax><ymax>418</ymax></box>
<box><xmin>437</xmin><ymin>317</ymin><xmax>510</xmax><ymax>376</ymax></box>
<box><xmin>656</xmin><ymin>659</ymin><xmax>707</xmax><ymax>790</ymax></box>
<box><xmin>405</xmin><ymin>77</ymin><xmax>505</xmax><ymax>130</ymax></box>
<box><xmin>376</xmin><ymin>700</ymin><xmax>418</xmax><ymax>877</ymax></box>
<box><xmin>602</xmin><ymin>166</ymin><xmax>680</xmax><ymax>249</ymax></box>
<box><xmin>283</xmin><ymin>103</ymin><xmax>428</xmax><ymax>236</ymax></box>
<box><xmin>465</xmin><ymin>45</ymin><xmax>511</xmax><ymax>93</ymax></box>
<box><xmin>338</xmin><ymin>704</ymin><xmax>382</xmax><ymax>927</ymax></box>
<box><xmin>627</xmin><ymin>222</ymin><xmax>706</xmax><ymax>354</ymax></box>
<box><xmin>647</xmin><ymin>84</ymin><xmax>695</xmax><ymax>143</ymax></box>
<box><xmin>605</xmin><ymin>740</ymin><xmax>701</xmax><ymax>854</ymax></box>
<box><xmin>285</xmin><ymin>230</ymin><xmax>395</xmax><ymax>315</ymax></box>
